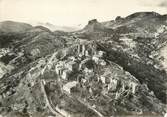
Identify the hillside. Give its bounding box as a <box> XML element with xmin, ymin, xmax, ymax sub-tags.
<box><xmin>0</xmin><ymin>21</ymin><xmax>33</xmax><ymax>33</ymax></box>
<box><xmin>0</xmin><ymin>12</ymin><xmax>167</xmax><ymax>117</ymax></box>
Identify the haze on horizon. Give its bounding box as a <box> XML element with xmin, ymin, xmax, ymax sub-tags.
<box><xmin>0</xmin><ymin>0</ymin><xmax>167</xmax><ymax>27</ymax></box>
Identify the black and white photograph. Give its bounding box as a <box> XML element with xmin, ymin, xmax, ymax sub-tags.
<box><xmin>0</xmin><ymin>0</ymin><xmax>167</xmax><ymax>117</ymax></box>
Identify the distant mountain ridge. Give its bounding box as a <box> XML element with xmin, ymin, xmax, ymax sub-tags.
<box><xmin>0</xmin><ymin>21</ymin><xmax>82</xmax><ymax>33</ymax></box>
<box><xmin>34</xmin><ymin>22</ymin><xmax>81</xmax><ymax>32</ymax></box>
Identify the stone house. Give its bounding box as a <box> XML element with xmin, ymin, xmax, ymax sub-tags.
<box><xmin>92</xmin><ymin>50</ymin><xmax>105</xmax><ymax>64</ymax></box>
<box><xmin>61</xmin><ymin>69</ymin><xmax>71</xmax><ymax>80</ymax></box>
<box><xmin>129</xmin><ymin>82</ymin><xmax>138</xmax><ymax>94</ymax></box>
<box><xmin>119</xmin><ymin>80</ymin><xmax>138</xmax><ymax>94</ymax></box>
<box><xmin>55</xmin><ymin>62</ymin><xmax>64</xmax><ymax>76</ymax></box>
<box><xmin>65</xmin><ymin>61</ymin><xmax>79</xmax><ymax>72</ymax></box>
<box><xmin>108</xmin><ymin>78</ymin><xmax>118</xmax><ymax>92</ymax></box>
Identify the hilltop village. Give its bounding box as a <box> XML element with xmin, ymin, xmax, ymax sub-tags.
<box><xmin>0</xmin><ymin>12</ymin><xmax>167</xmax><ymax>117</ymax></box>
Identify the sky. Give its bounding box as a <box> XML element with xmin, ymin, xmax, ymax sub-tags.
<box><xmin>0</xmin><ymin>0</ymin><xmax>167</xmax><ymax>27</ymax></box>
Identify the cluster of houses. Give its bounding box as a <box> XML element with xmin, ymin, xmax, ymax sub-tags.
<box><xmin>55</xmin><ymin>40</ymin><xmax>107</xmax><ymax>79</ymax></box>
<box><xmin>100</xmin><ymin>72</ymin><xmax>138</xmax><ymax>99</ymax></box>
<box><xmin>40</xmin><ymin>40</ymin><xmax>139</xmax><ymax>99</ymax></box>
<box><xmin>55</xmin><ymin>57</ymin><xmax>79</xmax><ymax>80</ymax></box>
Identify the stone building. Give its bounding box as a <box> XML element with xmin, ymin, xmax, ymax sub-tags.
<box><xmin>61</xmin><ymin>69</ymin><xmax>71</xmax><ymax>80</ymax></box>
<box><xmin>76</xmin><ymin>40</ymin><xmax>97</xmax><ymax>57</ymax></box>
<box><xmin>65</xmin><ymin>61</ymin><xmax>79</xmax><ymax>72</ymax></box>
